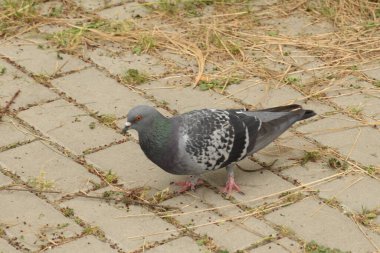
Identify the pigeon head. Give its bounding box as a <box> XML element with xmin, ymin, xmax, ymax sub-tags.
<box><xmin>122</xmin><ymin>105</ymin><xmax>162</xmax><ymax>133</ymax></box>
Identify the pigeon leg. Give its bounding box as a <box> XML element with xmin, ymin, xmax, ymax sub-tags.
<box><xmin>222</xmin><ymin>164</ymin><xmax>243</xmax><ymax>194</ymax></box>
<box><xmin>175</xmin><ymin>175</ymin><xmax>203</xmax><ymax>192</ymax></box>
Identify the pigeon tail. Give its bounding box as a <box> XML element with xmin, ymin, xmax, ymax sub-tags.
<box><xmin>249</xmin><ymin>105</ymin><xmax>316</xmax><ymax>154</ymax></box>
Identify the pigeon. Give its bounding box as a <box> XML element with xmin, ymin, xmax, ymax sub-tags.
<box><xmin>122</xmin><ymin>104</ymin><xmax>316</xmax><ymax>194</ymax></box>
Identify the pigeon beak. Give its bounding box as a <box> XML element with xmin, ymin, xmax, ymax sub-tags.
<box><xmin>121</xmin><ymin>122</ymin><xmax>132</xmax><ymax>134</ymax></box>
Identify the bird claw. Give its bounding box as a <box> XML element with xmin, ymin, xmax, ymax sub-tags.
<box><xmin>222</xmin><ymin>176</ymin><xmax>244</xmax><ymax>195</ymax></box>
<box><xmin>175</xmin><ymin>178</ymin><xmax>204</xmax><ymax>193</ymax></box>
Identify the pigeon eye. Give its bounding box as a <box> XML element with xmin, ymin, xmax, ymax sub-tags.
<box><xmin>134</xmin><ymin>115</ymin><xmax>143</xmax><ymax>122</ymax></box>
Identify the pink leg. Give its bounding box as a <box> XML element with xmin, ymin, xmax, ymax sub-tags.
<box><xmin>222</xmin><ymin>164</ymin><xmax>243</xmax><ymax>195</ymax></box>
<box><xmin>175</xmin><ymin>176</ymin><xmax>203</xmax><ymax>192</ymax></box>
<box><xmin>222</xmin><ymin>175</ymin><xmax>241</xmax><ymax>194</ymax></box>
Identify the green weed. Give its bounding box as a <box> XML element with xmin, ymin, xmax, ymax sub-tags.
<box><xmin>27</xmin><ymin>170</ymin><xmax>54</xmax><ymax>191</ymax></box>
<box><xmin>306</xmin><ymin>241</ymin><xmax>348</xmax><ymax>253</ymax></box>
<box><xmin>121</xmin><ymin>69</ymin><xmax>149</xmax><ymax>85</ymax></box>
<box><xmin>301</xmin><ymin>151</ymin><xmax>321</xmax><ymax>165</ymax></box>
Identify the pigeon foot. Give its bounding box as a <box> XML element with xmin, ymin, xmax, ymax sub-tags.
<box><xmin>175</xmin><ymin>177</ymin><xmax>204</xmax><ymax>192</ymax></box>
<box><xmin>222</xmin><ymin>175</ymin><xmax>243</xmax><ymax>195</ymax></box>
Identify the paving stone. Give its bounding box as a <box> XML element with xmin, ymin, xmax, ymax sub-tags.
<box><xmin>250</xmin><ymin>242</ymin><xmax>289</xmax><ymax>253</ymax></box>
<box><xmin>18</xmin><ymin>99</ymin><xmax>123</xmax><ymax>155</ymax></box>
<box><xmin>74</xmin><ymin>0</ymin><xmax>130</xmax><ymax>11</ymax></box>
<box><xmin>330</xmin><ymin>91</ymin><xmax>380</xmax><ymax>120</ymax></box>
<box><xmin>316</xmin><ymin>173</ymin><xmax>380</xmax><ymax>212</ymax></box>
<box><xmin>298</xmin><ymin>114</ymin><xmax>380</xmax><ymax>166</ymax></box>
<box><xmin>62</xmin><ymin>198</ymin><xmax>178</xmax><ymax>252</ymax></box>
<box><xmin>0</xmin><ymin>173</ymin><xmax>12</xmax><ymax>186</ymax></box>
<box><xmin>37</xmin><ymin>0</ymin><xmax>63</xmax><ymax>16</ymax></box>
<box><xmin>0</xmin><ymin>39</ymin><xmax>88</xmax><ymax>76</ymax></box>
<box><xmin>0</xmin><ymin>116</ymin><xmax>34</xmax><ymax>147</ymax></box>
<box><xmin>323</xmin><ymin>75</ymin><xmax>380</xmax><ymax>119</ymax></box>
<box><xmin>360</xmin><ymin>62</ymin><xmax>380</xmax><ymax>80</ymax></box>
<box><xmin>266</xmin><ymin>197</ymin><xmax>378</xmax><ymax>253</ymax></box>
<box><xmin>226</xmin><ymin>79</ymin><xmax>302</xmax><ymax>107</ymax></box>
<box><xmin>159</xmin><ymin>50</ymin><xmax>198</xmax><ymax>73</ymax></box>
<box><xmin>250</xmin><ymin>0</ymin><xmax>278</xmax><ymax>6</ymax></box>
<box><xmin>261</xmin><ymin>12</ymin><xmax>334</xmax><ymax>36</ymax></box>
<box><xmin>85</xmin><ymin>142</ymin><xmax>182</xmax><ymax>194</ymax></box>
<box><xmin>254</xmin><ymin>132</ymin><xmax>318</xmax><ymax>168</ymax></box>
<box><xmin>45</xmin><ymin>235</ymin><xmax>118</xmax><ymax>253</ymax></box>
<box><xmin>99</xmin><ymin>2</ymin><xmax>149</xmax><ymax>20</ymax></box>
<box><xmin>276</xmin><ymin>237</ymin><xmax>302</xmax><ymax>252</ymax></box>
<box><xmin>73</xmin><ymin>0</ymin><xmax>127</xmax><ymax>11</ymax></box>
<box><xmin>0</xmin><ymin>141</ymin><xmax>100</xmax><ymax>200</ymax></box>
<box><xmin>0</xmin><ymin>191</ymin><xmax>81</xmax><ymax>251</ymax></box>
<box><xmin>0</xmin><ymin>60</ymin><xmax>58</xmax><ymax>110</ymax></box>
<box><xmin>145</xmin><ymin>236</ymin><xmax>205</xmax><ymax>253</ymax></box>
<box><xmin>51</xmin><ymin>68</ymin><xmax>153</xmax><ymax>117</ymax></box>
<box><xmin>37</xmin><ymin>24</ymin><xmax>66</xmax><ymax>34</ymax></box>
<box><xmin>88</xmin><ymin>47</ymin><xmax>166</xmax><ymax>77</ymax></box>
<box><xmin>141</xmin><ymin>77</ymin><xmax>240</xmax><ymax>113</ymax></box>
<box><xmin>184</xmin><ymin>187</ymin><xmax>276</xmax><ymax>236</ymax></box>
<box><xmin>203</xmin><ymin>160</ymin><xmax>294</xmax><ymax>207</ymax></box>
<box><xmin>0</xmin><ymin>238</ymin><xmax>20</xmax><ymax>253</ymax></box>
<box><xmin>281</xmin><ymin>162</ymin><xmax>336</xmax><ymax>184</ymax></box>
<box><xmin>162</xmin><ymin>193</ymin><xmax>265</xmax><ymax>252</ymax></box>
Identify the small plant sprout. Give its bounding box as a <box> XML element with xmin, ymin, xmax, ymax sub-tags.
<box><xmin>347</xmin><ymin>105</ymin><xmax>363</xmax><ymax>115</ymax></box>
<box><xmin>105</xmin><ymin>170</ymin><xmax>118</xmax><ymax>184</ymax></box>
<box><xmin>27</xmin><ymin>170</ymin><xmax>55</xmax><ymax>190</ymax></box>
<box><xmin>98</xmin><ymin>114</ymin><xmax>117</xmax><ymax>127</ymax></box>
<box><xmin>122</xmin><ymin>69</ymin><xmax>149</xmax><ymax>85</ymax></box>
<box><xmin>306</xmin><ymin>240</ymin><xmax>348</xmax><ymax>253</ymax></box>
<box><xmin>284</xmin><ymin>75</ymin><xmax>300</xmax><ymax>85</ymax></box>
<box><xmin>301</xmin><ymin>151</ymin><xmax>321</xmax><ymax>165</ymax></box>
<box><xmin>0</xmin><ymin>66</ymin><xmax>6</xmax><ymax>75</ymax></box>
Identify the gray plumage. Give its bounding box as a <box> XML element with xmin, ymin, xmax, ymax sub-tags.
<box><xmin>123</xmin><ymin>104</ymin><xmax>316</xmax><ymax>180</ymax></box>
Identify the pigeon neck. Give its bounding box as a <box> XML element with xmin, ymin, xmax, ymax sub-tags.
<box><xmin>138</xmin><ymin>115</ymin><xmax>172</xmax><ymax>167</ymax></box>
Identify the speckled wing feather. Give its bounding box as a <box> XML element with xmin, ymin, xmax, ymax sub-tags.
<box><xmin>176</xmin><ymin>109</ymin><xmax>261</xmax><ymax>173</ymax></box>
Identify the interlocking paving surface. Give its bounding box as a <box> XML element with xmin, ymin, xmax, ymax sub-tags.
<box><xmin>0</xmin><ymin>0</ymin><xmax>379</xmax><ymax>252</ymax></box>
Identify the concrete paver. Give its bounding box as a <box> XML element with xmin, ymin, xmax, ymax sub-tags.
<box><xmin>162</xmin><ymin>194</ymin><xmax>265</xmax><ymax>252</ymax></box>
<box><xmin>45</xmin><ymin>235</ymin><xmax>118</xmax><ymax>253</ymax></box>
<box><xmin>0</xmin><ymin>141</ymin><xmax>100</xmax><ymax>200</ymax></box>
<box><xmin>0</xmin><ymin>191</ymin><xmax>81</xmax><ymax>251</ymax></box>
<box><xmin>18</xmin><ymin>99</ymin><xmax>123</xmax><ymax>155</ymax></box>
<box><xmin>0</xmin><ymin>39</ymin><xmax>88</xmax><ymax>76</ymax></box>
<box><xmin>0</xmin><ymin>116</ymin><xmax>34</xmax><ymax>148</ymax></box>
<box><xmin>261</xmin><ymin>12</ymin><xmax>334</xmax><ymax>36</ymax></box>
<box><xmin>0</xmin><ymin>172</ymin><xmax>12</xmax><ymax>186</ymax></box>
<box><xmin>266</xmin><ymin>197</ymin><xmax>378</xmax><ymax>253</ymax></box>
<box><xmin>0</xmin><ymin>59</ymin><xmax>58</xmax><ymax>110</ymax></box>
<box><xmin>88</xmin><ymin>47</ymin><xmax>166</xmax><ymax>77</ymax></box>
<box><xmin>298</xmin><ymin>114</ymin><xmax>380</xmax><ymax>166</ymax></box>
<box><xmin>73</xmin><ymin>0</ymin><xmax>126</xmax><ymax>11</ymax></box>
<box><xmin>62</xmin><ymin>198</ymin><xmax>178</xmax><ymax>252</ymax></box>
<box><xmin>280</xmin><ymin>162</ymin><xmax>336</xmax><ymax>184</ymax></box>
<box><xmin>51</xmin><ymin>67</ymin><xmax>153</xmax><ymax>117</ymax></box>
<box><xmin>254</xmin><ymin>132</ymin><xmax>318</xmax><ymax>168</ymax></box>
<box><xmin>193</xmin><ymin>188</ymin><xmax>276</xmax><ymax>237</ymax></box>
<box><xmin>250</xmin><ymin>242</ymin><xmax>289</xmax><ymax>253</ymax></box>
<box><xmin>316</xmin><ymin>173</ymin><xmax>380</xmax><ymax>212</ymax></box>
<box><xmin>145</xmin><ymin>236</ymin><xmax>205</xmax><ymax>253</ymax></box>
<box><xmin>0</xmin><ymin>238</ymin><xmax>20</xmax><ymax>253</ymax></box>
<box><xmin>141</xmin><ymin>77</ymin><xmax>240</xmax><ymax>113</ymax></box>
<box><xmin>276</xmin><ymin>237</ymin><xmax>302</xmax><ymax>253</ymax></box>
<box><xmin>204</xmin><ymin>160</ymin><xmax>294</xmax><ymax>206</ymax></box>
<box><xmin>99</xmin><ymin>2</ymin><xmax>149</xmax><ymax>20</ymax></box>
